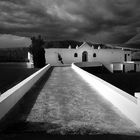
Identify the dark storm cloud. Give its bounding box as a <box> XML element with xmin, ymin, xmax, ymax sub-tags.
<box><xmin>0</xmin><ymin>0</ymin><xmax>140</xmax><ymax>43</ymax></box>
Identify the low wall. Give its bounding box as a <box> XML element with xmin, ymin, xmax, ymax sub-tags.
<box><xmin>0</xmin><ymin>64</ymin><xmax>51</xmax><ymax>120</ymax></box>
<box><xmin>102</xmin><ymin>62</ymin><xmax>113</xmax><ymax>73</ymax></box>
<box><xmin>72</xmin><ymin>63</ymin><xmax>140</xmax><ymax>127</ymax></box>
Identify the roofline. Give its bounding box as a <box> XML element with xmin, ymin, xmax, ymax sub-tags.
<box><xmin>78</xmin><ymin>42</ymin><xmax>91</xmax><ymax>49</ymax></box>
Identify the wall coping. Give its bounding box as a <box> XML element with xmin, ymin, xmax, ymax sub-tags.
<box><xmin>0</xmin><ymin>64</ymin><xmax>50</xmax><ymax>103</ymax></box>
<box><xmin>73</xmin><ymin>63</ymin><xmax>136</xmax><ymax>103</ymax></box>
<box><xmin>72</xmin><ymin>63</ymin><xmax>140</xmax><ymax>127</ymax></box>
<box><xmin>0</xmin><ymin>64</ymin><xmax>51</xmax><ymax>121</ymax></box>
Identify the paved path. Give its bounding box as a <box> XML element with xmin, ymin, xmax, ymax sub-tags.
<box><xmin>3</xmin><ymin>67</ymin><xmax>140</xmax><ymax>136</ymax></box>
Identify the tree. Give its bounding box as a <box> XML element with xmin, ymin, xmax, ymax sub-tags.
<box><xmin>30</xmin><ymin>35</ymin><xmax>46</xmax><ymax>68</ymax></box>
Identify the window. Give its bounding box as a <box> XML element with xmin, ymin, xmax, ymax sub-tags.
<box><xmin>74</xmin><ymin>53</ymin><xmax>78</xmax><ymax>57</ymax></box>
<box><xmin>93</xmin><ymin>53</ymin><xmax>96</xmax><ymax>57</ymax></box>
<box><xmin>125</xmin><ymin>54</ymin><xmax>127</xmax><ymax>61</ymax></box>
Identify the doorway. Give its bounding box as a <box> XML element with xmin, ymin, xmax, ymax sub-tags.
<box><xmin>82</xmin><ymin>51</ymin><xmax>88</xmax><ymax>62</ymax></box>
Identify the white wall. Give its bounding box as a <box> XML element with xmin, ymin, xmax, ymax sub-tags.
<box><xmin>96</xmin><ymin>49</ymin><xmax>124</xmax><ymax>63</ymax></box>
<box><xmin>132</xmin><ymin>51</ymin><xmax>140</xmax><ymax>60</ymax></box>
<box><xmin>104</xmin><ymin>62</ymin><xmax>135</xmax><ymax>73</ymax></box>
<box><xmin>28</xmin><ymin>52</ymin><xmax>33</xmax><ymax>63</ymax></box>
<box><xmin>124</xmin><ymin>62</ymin><xmax>134</xmax><ymax>72</ymax></box>
<box><xmin>113</xmin><ymin>63</ymin><xmax>123</xmax><ymax>71</ymax></box>
<box><xmin>102</xmin><ymin>63</ymin><xmax>114</xmax><ymax>73</ymax></box>
<box><xmin>136</xmin><ymin>64</ymin><xmax>140</xmax><ymax>72</ymax></box>
<box><xmin>45</xmin><ymin>48</ymin><xmax>79</xmax><ymax>65</ymax></box>
<box><xmin>45</xmin><ymin>44</ymin><xmax>126</xmax><ymax>66</ymax></box>
<box><xmin>72</xmin><ymin>63</ymin><xmax>140</xmax><ymax>127</ymax></box>
<box><xmin>124</xmin><ymin>51</ymin><xmax>132</xmax><ymax>61</ymax></box>
<box><xmin>0</xmin><ymin>64</ymin><xmax>51</xmax><ymax>120</ymax></box>
<box><xmin>135</xmin><ymin>62</ymin><xmax>140</xmax><ymax>72</ymax></box>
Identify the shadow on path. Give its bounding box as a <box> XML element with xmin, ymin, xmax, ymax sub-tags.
<box><xmin>0</xmin><ymin>67</ymin><xmax>54</xmax><ymax>131</ymax></box>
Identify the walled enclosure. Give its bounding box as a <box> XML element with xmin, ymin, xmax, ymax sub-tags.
<box><xmin>72</xmin><ymin>63</ymin><xmax>140</xmax><ymax>127</ymax></box>
<box><xmin>44</xmin><ymin>43</ymin><xmax>131</xmax><ymax>66</ymax></box>
<box><xmin>0</xmin><ymin>64</ymin><xmax>51</xmax><ymax>121</ymax></box>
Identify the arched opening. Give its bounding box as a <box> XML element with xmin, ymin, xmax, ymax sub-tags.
<box><xmin>74</xmin><ymin>53</ymin><xmax>78</xmax><ymax>57</ymax></box>
<box><xmin>93</xmin><ymin>53</ymin><xmax>96</xmax><ymax>57</ymax></box>
<box><xmin>82</xmin><ymin>51</ymin><xmax>88</xmax><ymax>62</ymax></box>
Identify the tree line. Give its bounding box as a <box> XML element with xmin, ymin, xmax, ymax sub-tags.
<box><xmin>0</xmin><ymin>47</ymin><xmax>28</xmax><ymax>62</ymax></box>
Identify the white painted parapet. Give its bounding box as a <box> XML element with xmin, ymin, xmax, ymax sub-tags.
<box><xmin>72</xmin><ymin>63</ymin><xmax>140</xmax><ymax>127</ymax></box>
<box><xmin>134</xmin><ymin>62</ymin><xmax>140</xmax><ymax>72</ymax></box>
<box><xmin>0</xmin><ymin>64</ymin><xmax>51</xmax><ymax>120</ymax></box>
<box><xmin>135</xmin><ymin>93</ymin><xmax>140</xmax><ymax>107</ymax></box>
<box><xmin>102</xmin><ymin>62</ymin><xmax>113</xmax><ymax>73</ymax></box>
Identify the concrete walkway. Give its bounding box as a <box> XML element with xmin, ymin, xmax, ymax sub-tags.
<box><xmin>2</xmin><ymin>67</ymin><xmax>140</xmax><ymax>136</ymax></box>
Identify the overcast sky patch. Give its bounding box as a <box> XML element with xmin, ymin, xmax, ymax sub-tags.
<box><xmin>0</xmin><ymin>0</ymin><xmax>140</xmax><ymax>46</ymax></box>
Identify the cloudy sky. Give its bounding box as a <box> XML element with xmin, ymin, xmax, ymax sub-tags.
<box><xmin>0</xmin><ymin>0</ymin><xmax>140</xmax><ymax>47</ymax></box>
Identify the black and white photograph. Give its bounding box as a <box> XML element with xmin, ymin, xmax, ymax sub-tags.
<box><xmin>0</xmin><ymin>0</ymin><xmax>140</xmax><ymax>139</ymax></box>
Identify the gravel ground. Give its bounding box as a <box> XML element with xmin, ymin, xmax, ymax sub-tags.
<box><xmin>1</xmin><ymin>67</ymin><xmax>140</xmax><ymax>138</ymax></box>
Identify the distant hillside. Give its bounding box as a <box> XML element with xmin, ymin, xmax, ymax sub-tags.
<box><xmin>120</xmin><ymin>44</ymin><xmax>140</xmax><ymax>49</ymax></box>
<box><xmin>123</xmin><ymin>34</ymin><xmax>140</xmax><ymax>49</ymax></box>
<box><xmin>0</xmin><ymin>47</ymin><xmax>29</xmax><ymax>62</ymax></box>
<box><xmin>0</xmin><ymin>34</ymin><xmax>31</xmax><ymax>48</ymax></box>
<box><xmin>126</xmin><ymin>34</ymin><xmax>140</xmax><ymax>44</ymax></box>
<box><xmin>44</xmin><ymin>40</ymin><xmax>106</xmax><ymax>49</ymax></box>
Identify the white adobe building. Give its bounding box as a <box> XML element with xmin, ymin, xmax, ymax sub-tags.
<box><xmin>44</xmin><ymin>42</ymin><xmax>131</xmax><ymax>64</ymax></box>
<box><xmin>28</xmin><ymin>42</ymin><xmax>140</xmax><ymax>72</ymax></box>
